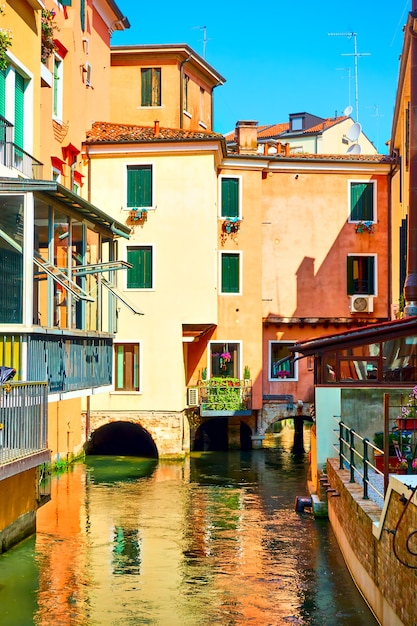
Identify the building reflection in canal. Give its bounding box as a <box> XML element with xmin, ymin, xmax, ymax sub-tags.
<box><xmin>0</xmin><ymin>428</ymin><xmax>377</xmax><ymax>625</ymax></box>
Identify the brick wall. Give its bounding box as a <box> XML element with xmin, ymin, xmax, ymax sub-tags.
<box><xmin>326</xmin><ymin>458</ymin><xmax>417</xmax><ymax>626</ymax></box>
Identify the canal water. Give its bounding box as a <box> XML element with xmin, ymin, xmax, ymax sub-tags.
<box><xmin>0</xmin><ymin>429</ymin><xmax>378</xmax><ymax>626</ymax></box>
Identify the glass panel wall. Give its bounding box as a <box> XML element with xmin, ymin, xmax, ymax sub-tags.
<box><xmin>0</xmin><ymin>195</ymin><xmax>24</xmax><ymax>323</ymax></box>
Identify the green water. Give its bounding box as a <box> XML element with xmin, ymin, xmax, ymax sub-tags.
<box><xmin>0</xmin><ymin>430</ymin><xmax>378</xmax><ymax>625</ymax></box>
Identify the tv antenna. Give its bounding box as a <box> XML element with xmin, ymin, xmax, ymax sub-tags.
<box><xmin>192</xmin><ymin>25</ymin><xmax>208</xmax><ymax>59</ymax></box>
<box><xmin>337</xmin><ymin>67</ymin><xmax>354</xmax><ymax>110</ymax></box>
<box><xmin>328</xmin><ymin>32</ymin><xmax>370</xmax><ymax>122</ymax></box>
<box><xmin>367</xmin><ymin>104</ymin><xmax>384</xmax><ymax>153</ymax></box>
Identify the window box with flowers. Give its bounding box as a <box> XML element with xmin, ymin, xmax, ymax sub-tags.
<box><xmin>354</xmin><ymin>220</ymin><xmax>375</xmax><ymax>235</ymax></box>
<box><xmin>128</xmin><ymin>208</ymin><xmax>148</xmax><ymax>222</ymax></box>
<box><xmin>41</xmin><ymin>9</ymin><xmax>59</xmax><ymax>65</ymax></box>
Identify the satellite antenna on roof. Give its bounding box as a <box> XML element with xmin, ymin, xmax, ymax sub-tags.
<box><xmin>347</xmin><ymin>143</ymin><xmax>362</xmax><ymax>154</ymax></box>
<box><xmin>343</xmin><ymin>105</ymin><xmax>353</xmax><ymax>117</ymax></box>
<box><xmin>347</xmin><ymin>121</ymin><xmax>362</xmax><ymax>142</ymax></box>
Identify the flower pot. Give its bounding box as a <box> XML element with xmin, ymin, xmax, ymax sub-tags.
<box><xmin>397</xmin><ymin>418</ymin><xmax>417</xmax><ymax>430</ymax></box>
<box><xmin>374</xmin><ymin>454</ymin><xmax>407</xmax><ymax>473</ymax></box>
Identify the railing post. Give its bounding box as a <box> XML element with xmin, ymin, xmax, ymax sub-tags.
<box><xmin>363</xmin><ymin>438</ymin><xmax>369</xmax><ymax>500</ymax></box>
<box><xmin>339</xmin><ymin>420</ymin><xmax>344</xmax><ymax>469</ymax></box>
<box><xmin>349</xmin><ymin>428</ymin><xmax>356</xmax><ymax>483</ymax></box>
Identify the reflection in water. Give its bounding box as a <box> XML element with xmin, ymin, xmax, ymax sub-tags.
<box><xmin>0</xmin><ymin>429</ymin><xmax>377</xmax><ymax>626</ymax></box>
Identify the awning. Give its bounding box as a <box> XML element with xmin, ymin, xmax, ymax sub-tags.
<box><xmin>0</xmin><ymin>178</ymin><xmax>131</xmax><ymax>240</ymax></box>
<box><xmin>182</xmin><ymin>323</ymin><xmax>216</xmax><ymax>342</ymax></box>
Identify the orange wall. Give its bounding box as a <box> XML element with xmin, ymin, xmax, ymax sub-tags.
<box><xmin>48</xmin><ymin>397</ymin><xmax>84</xmax><ymax>460</ymax></box>
<box><xmin>0</xmin><ymin>470</ymin><xmax>37</xmax><ymax>530</ymax></box>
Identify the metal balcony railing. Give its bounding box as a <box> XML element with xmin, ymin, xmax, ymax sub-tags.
<box><xmin>0</xmin><ymin>381</ymin><xmax>48</xmax><ymax>465</ymax></box>
<box><xmin>0</xmin><ymin>115</ymin><xmax>43</xmax><ymax>178</ymax></box>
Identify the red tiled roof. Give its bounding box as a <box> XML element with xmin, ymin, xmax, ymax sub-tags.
<box><xmin>85</xmin><ymin>122</ymin><xmax>223</xmax><ymax>143</ymax></box>
<box><xmin>225</xmin><ymin>116</ymin><xmax>348</xmax><ymax>142</ymax></box>
<box><xmin>257</xmin><ymin>123</ymin><xmax>290</xmax><ymax>138</ymax></box>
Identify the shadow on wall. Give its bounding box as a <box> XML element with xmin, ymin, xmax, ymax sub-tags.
<box><xmin>85</xmin><ymin>421</ymin><xmax>159</xmax><ymax>458</ymax></box>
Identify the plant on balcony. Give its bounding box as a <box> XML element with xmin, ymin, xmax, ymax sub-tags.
<box><xmin>41</xmin><ymin>8</ymin><xmax>59</xmax><ymax>65</ymax></box>
<box><xmin>0</xmin><ymin>7</ymin><xmax>12</xmax><ymax>71</ymax></box>
<box><xmin>355</xmin><ymin>220</ymin><xmax>375</xmax><ymax>235</ymax></box>
<box><xmin>221</xmin><ymin>217</ymin><xmax>241</xmax><ymax>244</ymax></box>
<box><xmin>397</xmin><ymin>385</ymin><xmax>417</xmax><ymax>429</ymax></box>
<box><xmin>128</xmin><ymin>208</ymin><xmax>148</xmax><ymax>222</ymax></box>
<box><xmin>202</xmin><ymin>377</ymin><xmax>245</xmax><ymax>411</ymax></box>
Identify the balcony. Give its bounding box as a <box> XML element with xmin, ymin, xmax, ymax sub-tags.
<box><xmin>188</xmin><ymin>378</ymin><xmax>252</xmax><ymax>417</ymax></box>
<box><xmin>0</xmin><ymin>380</ymin><xmax>50</xmax><ymax>479</ymax></box>
<box><xmin>0</xmin><ymin>115</ymin><xmax>43</xmax><ymax>178</ymax></box>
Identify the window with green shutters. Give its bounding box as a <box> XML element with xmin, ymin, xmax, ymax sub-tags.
<box><xmin>347</xmin><ymin>255</ymin><xmax>375</xmax><ymax>295</ymax></box>
<box><xmin>349</xmin><ymin>182</ymin><xmax>374</xmax><ymax>222</ymax></box>
<box><xmin>127</xmin><ymin>246</ymin><xmax>153</xmax><ymax>289</ymax></box>
<box><xmin>127</xmin><ymin>165</ymin><xmax>152</xmax><ymax>208</ymax></box>
<box><xmin>115</xmin><ymin>343</ymin><xmax>140</xmax><ymax>391</ymax></box>
<box><xmin>141</xmin><ymin>68</ymin><xmax>161</xmax><ymax>106</ymax></box>
<box><xmin>14</xmin><ymin>72</ymin><xmax>25</xmax><ymax>149</ymax></box>
<box><xmin>221</xmin><ymin>252</ymin><xmax>240</xmax><ymax>294</ymax></box>
<box><xmin>221</xmin><ymin>177</ymin><xmax>240</xmax><ymax>218</ymax></box>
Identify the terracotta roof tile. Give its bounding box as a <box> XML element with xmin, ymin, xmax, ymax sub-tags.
<box><xmin>225</xmin><ymin>116</ymin><xmax>348</xmax><ymax>142</ymax></box>
<box><xmin>257</xmin><ymin>123</ymin><xmax>290</xmax><ymax>138</ymax></box>
<box><xmin>85</xmin><ymin>122</ymin><xmax>223</xmax><ymax>144</ymax></box>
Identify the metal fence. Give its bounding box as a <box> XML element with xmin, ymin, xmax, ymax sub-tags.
<box><xmin>332</xmin><ymin>417</ymin><xmax>385</xmax><ymax>504</ymax></box>
<box><xmin>0</xmin><ymin>381</ymin><xmax>48</xmax><ymax>465</ymax></box>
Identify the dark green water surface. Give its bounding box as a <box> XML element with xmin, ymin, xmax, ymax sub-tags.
<box><xmin>0</xmin><ymin>430</ymin><xmax>378</xmax><ymax>625</ymax></box>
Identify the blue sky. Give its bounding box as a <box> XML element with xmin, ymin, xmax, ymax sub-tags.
<box><xmin>111</xmin><ymin>0</ymin><xmax>409</xmax><ymax>154</ymax></box>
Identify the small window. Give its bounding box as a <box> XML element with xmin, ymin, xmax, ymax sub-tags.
<box><xmin>349</xmin><ymin>181</ymin><xmax>375</xmax><ymax>222</ymax></box>
<box><xmin>127</xmin><ymin>246</ymin><xmax>153</xmax><ymax>289</ymax></box>
<box><xmin>141</xmin><ymin>68</ymin><xmax>161</xmax><ymax>107</ymax></box>
<box><xmin>221</xmin><ymin>177</ymin><xmax>240</xmax><ymax>218</ymax></box>
<box><xmin>291</xmin><ymin>117</ymin><xmax>303</xmax><ymax>131</ymax></box>
<box><xmin>347</xmin><ymin>255</ymin><xmax>376</xmax><ymax>295</ymax></box>
<box><xmin>210</xmin><ymin>342</ymin><xmax>240</xmax><ymax>378</ymax></box>
<box><xmin>115</xmin><ymin>343</ymin><xmax>140</xmax><ymax>391</ymax></box>
<box><xmin>221</xmin><ymin>252</ymin><xmax>240</xmax><ymax>294</ymax></box>
<box><xmin>269</xmin><ymin>342</ymin><xmax>297</xmax><ymax>381</ymax></box>
<box><xmin>183</xmin><ymin>74</ymin><xmax>189</xmax><ymax>112</ymax></box>
<box><xmin>53</xmin><ymin>55</ymin><xmax>63</xmax><ymax>120</ymax></box>
<box><xmin>127</xmin><ymin>165</ymin><xmax>152</xmax><ymax>209</ymax></box>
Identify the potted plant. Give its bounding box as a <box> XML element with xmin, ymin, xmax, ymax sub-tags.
<box><xmin>397</xmin><ymin>385</ymin><xmax>417</xmax><ymax>430</ymax></box>
<box><xmin>0</xmin><ymin>7</ymin><xmax>12</xmax><ymax>71</ymax></box>
<box><xmin>244</xmin><ymin>365</ymin><xmax>251</xmax><ymax>381</ymax></box>
<box><xmin>41</xmin><ymin>8</ymin><xmax>59</xmax><ymax>65</ymax></box>
<box><xmin>373</xmin><ymin>430</ymin><xmax>415</xmax><ymax>473</ymax></box>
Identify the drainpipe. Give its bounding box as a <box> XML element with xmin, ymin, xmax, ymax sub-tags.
<box><xmin>404</xmin><ymin>2</ymin><xmax>417</xmax><ymax>316</ymax></box>
<box><xmin>179</xmin><ymin>55</ymin><xmax>191</xmax><ymax>129</ymax></box>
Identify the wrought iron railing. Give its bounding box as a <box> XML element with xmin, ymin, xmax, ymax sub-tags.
<box><xmin>0</xmin><ymin>381</ymin><xmax>48</xmax><ymax>465</ymax></box>
<box><xmin>0</xmin><ymin>115</ymin><xmax>43</xmax><ymax>178</ymax></box>
<box><xmin>192</xmin><ymin>378</ymin><xmax>252</xmax><ymax>413</ymax></box>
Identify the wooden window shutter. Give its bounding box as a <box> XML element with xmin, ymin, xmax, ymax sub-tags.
<box><xmin>14</xmin><ymin>72</ymin><xmax>25</xmax><ymax>149</ymax></box>
<box><xmin>347</xmin><ymin>256</ymin><xmax>354</xmax><ymax>295</ymax></box>
<box><xmin>221</xmin><ymin>178</ymin><xmax>239</xmax><ymax>218</ymax></box>
<box><xmin>141</xmin><ymin>69</ymin><xmax>152</xmax><ymax>106</ymax></box>
<box><xmin>350</xmin><ymin>183</ymin><xmax>373</xmax><ymax>221</ymax></box>
<box><xmin>127</xmin><ymin>166</ymin><xmax>152</xmax><ymax>208</ymax></box>
<box><xmin>222</xmin><ymin>253</ymin><xmax>239</xmax><ymax>293</ymax></box>
<box><xmin>367</xmin><ymin>256</ymin><xmax>375</xmax><ymax>294</ymax></box>
<box><xmin>127</xmin><ymin>247</ymin><xmax>152</xmax><ymax>289</ymax></box>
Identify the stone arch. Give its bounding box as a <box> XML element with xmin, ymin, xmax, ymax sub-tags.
<box><xmin>85</xmin><ymin>421</ymin><xmax>159</xmax><ymax>458</ymax></box>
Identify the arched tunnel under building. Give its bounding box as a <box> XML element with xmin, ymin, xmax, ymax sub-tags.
<box><xmin>193</xmin><ymin>418</ymin><xmax>253</xmax><ymax>451</ymax></box>
<box><xmin>85</xmin><ymin>421</ymin><xmax>159</xmax><ymax>458</ymax></box>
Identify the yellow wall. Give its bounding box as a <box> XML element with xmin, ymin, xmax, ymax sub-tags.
<box><xmin>48</xmin><ymin>397</ymin><xmax>84</xmax><ymax>460</ymax></box>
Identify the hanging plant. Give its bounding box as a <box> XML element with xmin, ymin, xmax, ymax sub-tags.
<box><xmin>41</xmin><ymin>8</ymin><xmax>59</xmax><ymax>64</ymax></box>
<box><xmin>355</xmin><ymin>220</ymin><xmax>375</xmax><ymax>235</ymax></box>
<box><xmin>0</xmin><ymin>8</ymin><xmax>12</xmax><ymax>71</ymax></box>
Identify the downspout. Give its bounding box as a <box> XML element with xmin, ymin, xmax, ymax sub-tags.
<box><xmin>388</xmin><ymin>154</ymin><xmax>400</xmax><ymax>318</ymax></box>
<box><xmin>179</xmin><ymin>55</ymin><xmax>191</xmax><ymax>129</ymax></box>
<box><xmin>404</xmin><ymin>3</ymin><xmax>417</xmax><ymax>316</ymax></box>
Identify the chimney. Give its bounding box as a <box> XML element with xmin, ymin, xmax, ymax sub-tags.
<box><xmin>153</xmin><ymin>120</ymin><xmax>160</xmax><ymax>137</ymax></box>
<box><xmin>405</xmin><ymin>2</ymin><xmax>417</xmax><ymax>316</ymax></box>
<box><xmin>234</xmin><ymin>120</ymin><xmax>258</xmax><ymax>155</ymax></box>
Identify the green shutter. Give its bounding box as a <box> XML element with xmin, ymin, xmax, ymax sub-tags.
<box><xmin>350</xmin><ymin>183</ymin><xmax>373</xmax><ymax>221</ymax></box>
<box><xmin>127</xmin><ymin>166</ymin><xmax>152</xmax><ymax>208</ymax></box>
<box><xmin>127</xmin><ymin>247</ymin><xmax>152</xmax><ymax>289</ymax></box>
<box><xmin>367</xmin><ymin>256</ymin><xmax>375</xmax><ymax>294</ymax></box>
<box><xmin>222</xmin><ymin>253</ymin><xmax>239</xmax><ymax>293</ymax></box>
<box><xmin>221</xmin><ymin>178</ymin><xmax>239</xmax><ymax>218</ymax></box>
<box><xmin>60</xmin><ymin>0</ymin><xmax>72</xmax><ymax>5</ymax></box>
<box><xmin>347</xmin><ymin>257</ymin><xmax>354</xmax><ymax>295</ymax></box>
<box><xmin>14</xmin><ymin>72</ymin><xmax>25</xmax><ymax>149</ymax></box>
<box><xmin>141</xmin><ymin>69</ymin><xmax>152</xmax><ymax>106</ymax></box>
<box><xmin>400</xmin><ymin>217</ymin><xmax>408</xmax><ymax>293</ymax></box>
<box><xmin>53</xmin><ymin>58</ymin><xmax>60</xmax><ymax>117</ymax></box>
<box><xmin>80</xmin><ymin>0</ymin><xmax>85</xmax><ymax>30</ymax></box>
<box><xmin>0</xmin><ymin>70</ymin><xmax>5</xmax><ymax>118</ymax></box>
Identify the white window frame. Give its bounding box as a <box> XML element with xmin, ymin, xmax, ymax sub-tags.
<box><xmin>347</xmin><ymin>179</ymin><xmax>377</xmax><ymax>224</ymax></box>
<box><xmin>218</xmin><ymin>174</ymin><xmax>242</xmax><ymax>219</ymax></box>
<box><xmin>207</xmin><ymin>340</ymin><xmax>243</xmax><ymax>379</ymax></box>
<box><xmin>125</xmin><ymin>243</ymin><xmax>155</xmax><ymax>291</ymax></box>
<box><xmin>268</xmin><ymin>340</ymin><xmax>298</xmax><ymax>382</ymax></box>
<box><xmin>112</xmin><ymin>340</ymin><xmax>142</xmax><ymax>394</ymax></box>
<box><xmin>53</xmin><ymin>53</ymin><xmax>64</xmax><ymax>122</ymax></box>
<box><xmin>124</xmin><ymin>162</ymin><xmax>155</xmax><ymax>211</ymax></box>
<box><xmin>347</xmin><ymin>252</ymin><xmax>378</xmax><ymax>296</ymax></box>
<box><xmin>219</xmin><ymin>250</ymin><xmax>242</xmax><ymax>296</ymax></box>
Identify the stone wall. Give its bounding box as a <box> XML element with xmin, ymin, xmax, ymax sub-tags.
<box><xmin>326</xmin><ymin>458</ymin><xmax>417</xmax><ymax>626</ymax></box>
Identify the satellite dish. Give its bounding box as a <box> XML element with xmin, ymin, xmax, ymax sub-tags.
<box><xmin>347</xmin><ymin>122</ymin><xmax>362</xmax><ymax>142</ymax></box>
<box><xmin>343</xmin><ymin>105</ymin><xmax>353</xmax><ymax>117</ymax></box>
<box><xmin>347</xmin><ymin>143</ymin><xmax>362</xmax><ymax>154</ymax></box>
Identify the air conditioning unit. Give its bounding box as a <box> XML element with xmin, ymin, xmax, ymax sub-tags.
<box><xmin>349</xmin><ymin>295</ymin><xmax>374</xmax><ymax>313</ymax></box>
<box><xmin>187</xmin><ymin>387</ymin><xmax>199</xmax><ymax>407</ymax></box>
